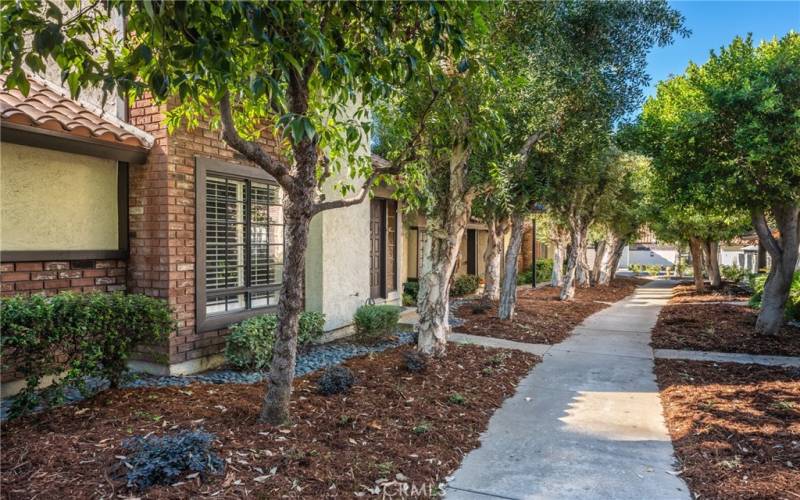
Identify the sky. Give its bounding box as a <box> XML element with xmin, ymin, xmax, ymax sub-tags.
<box><xmin>641</xmin><ymin>0</ymin><xmax>799</xmax><ymax>107</ymax></box>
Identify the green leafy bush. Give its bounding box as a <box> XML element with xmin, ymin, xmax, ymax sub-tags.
<box><xmin>225</xmin><ymin>311</ymin><xmax>325</xmax><ymax>371</ymax></box>
<box><xmin>720</xmin><ymin>265</ymin><xmax>749</xmax><ymax>283</ymax></box>
<box><xmin>403</xmin><ymin>281</ymin><xmax>419</xmax><ymax>302</ymax></box>
<box><xmin>517</xmin><ymin>259</ymin><xmax>554</xmax><ymax>285</ymax></box>
<box><xmin>749</xmin><ymin>271</ymin><xmax>800</xmax><ymax>321</ymax></box>
<box><xmin>645</xmin><ymin>264</ymin><xmax>661</xmax><ymax>276</ymax></box>
<box><xmin>629</xmin><ymin>264</ymin><xmax>640</xmax><ymax>273</ymax></box>
<box><xmin>451</xmin><ymin>274</ymin><xmax>480</xmax><ymax>297</ymax></box>
<box><xmin>353</xmin><ymin>304</ymin><xmax>402</xmax><ymax>343</ymax></box>
<box><xmin>0</xmin><ymin>292</ymin><xmax>174</xmax><ymax>417</ymax></box>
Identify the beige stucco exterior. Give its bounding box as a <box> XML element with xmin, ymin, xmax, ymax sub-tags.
<box><xmin>0</xmin><ymin>143</ymin><xmax>119</xmax><ymax>251</ymax></box>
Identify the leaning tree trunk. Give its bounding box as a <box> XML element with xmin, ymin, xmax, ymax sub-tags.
<box><xmin>498</xmin><ymin>213</ymin><xmax>526</xmax><ymax>320</ymax></box>
<box><xmin>416</xmin><ymin>145</ymin><xmax>472</xmax><ymax>356</ymax></box>
<box><xmin>260</xmin><ymin>194</ymin><xmax>313</xmax><ymax>424</ymax></box>
<box><xmin>560</xmin><ymin>221</ymin><xmax>587</xmax><ymax>301</ymax></box>
<box><xmin>703</xmin><ymin>240</ymin><xmax>722</xmax><ymax>288</ymax></box>
<box><xmin>591</xmin><ymin>238</ymin><xmax>608</xmax><ymax>285</ymax></box>
<box><xmin>605</xmin><ymin>237</ymin><xmax>627</xmax><ymax>283</ymax></box>
<box><xmin>688</xmin><ymin>236</ymin><xmax>706</xmax><ymax>294</ymax></box>
<box><xmin>482</xmin><ymin>216</ymin><xmax>508</xmax><ymax>302</ymax></box>
<box><xmin>752</xmin><ymin>205</ymin><xmax>800</xmax><ymax>336</ymax></box>
<box><xmin>597</xmin><ymin>234</ymin><xmax>623</xmax><ymax>285</ymax></box>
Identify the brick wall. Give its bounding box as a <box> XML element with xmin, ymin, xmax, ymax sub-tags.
<box><xmin>0</xmin><ymin>260</ymin><xmax>126</xmax><ymax>297</ymax></box>
<box><xmin>128</xmin><ymin>96</ymin><xmax>283</xmax><ymax>368</ymax></box>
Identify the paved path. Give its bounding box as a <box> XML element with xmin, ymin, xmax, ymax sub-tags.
<box><xmin>446</xmin><ymin>280</ymin><xmax>690</xmax><ymax>500</ymax></box>
<box><xmin>654</xmin><ymin>348</ymin><xmax>800</xmax><ymax>367</ymax></box>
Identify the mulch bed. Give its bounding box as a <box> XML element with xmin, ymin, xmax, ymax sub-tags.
<box><xmin>453</xmin><ymin>277</ymin><xmax>648</xmax><ymax>344</ymax></box>
<box><xmin>670</xmin><ymin>282</ymin><xmax>751</xmax><ymax>304</ymax></box>
<box><xmin>655</xmin><ymin>359</ymin><xmax>800</xmax><ymax>499</ymax></box>
<box><xmin>651</xmin><ymin>302</ymin><xmax>800</xmax><ymax>357</ymax></box>
<box><xmin>0</xmin><ymin>344</ymin><xmax>538</xmax><ymax>499</ymax></box>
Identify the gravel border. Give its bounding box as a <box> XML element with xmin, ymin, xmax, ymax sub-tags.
<box><xmin>1</xmin><ymin>331</ymin><xmax>414</xmax><ymax>422</ymax></box>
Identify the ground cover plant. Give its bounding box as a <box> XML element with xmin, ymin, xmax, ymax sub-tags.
<box><xmin>651</xmin><ymin>284</ymin><xmax>800</xmax><ymax>356</ymax></box>
<box><xmin>656</xmin><ymin>359</ymin><xmax>800</xmax><ymax>499</ymax></box>
<box><xmin>454</xmin><ymin>278</ymin><xmax>646</xmax><ymax>344</ymax></box>
<box><xmin>0</xmin><ymin>344</ymin><xmax>538</xmax><ymax>498</ymax></box>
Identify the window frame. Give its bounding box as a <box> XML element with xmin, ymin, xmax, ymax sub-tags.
<box><xmin>195</xmin><ymin>156</ymin><xmax>283</xmax><ymax>332</ymax></box>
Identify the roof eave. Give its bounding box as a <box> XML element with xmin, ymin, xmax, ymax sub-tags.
<box><xmin>1</xmin><ymin>121</ymin><xmax>150</xmax><ymax>164</ymax></box>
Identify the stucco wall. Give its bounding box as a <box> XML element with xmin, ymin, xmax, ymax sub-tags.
<box><xmin>305</xmin><ymin>187</ymin><xmax>403</xmax><ymax>332</ymax></box>
<box><xmin>0</xmin><ymin>143</ymin><xmax>118</xmax><ymax>251</ymax></box>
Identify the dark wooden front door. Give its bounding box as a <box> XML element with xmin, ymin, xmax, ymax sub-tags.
<box><xmin>467</xmin><ymin>229</ymin><xmax>477</xmax><ymax>275</ymax></box>
<box><xmin>370</xmin><ymin>199</ymin><xmax>384</xmax><ymax>299</ymax></box>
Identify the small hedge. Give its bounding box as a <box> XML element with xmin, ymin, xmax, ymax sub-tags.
<box><xmin>353</xmin><ymin>304</ymin><xmax>402</xmax><ymax>343</ymax></box>
<box><xmin>224</xmin><ymin>311</ymin><xmax>325</xmax><ymax>371</ymax></box>
<box><xmin>0</xmin><ymin>292</ymin><xmax>174</xmax><ymax>417</ymax></box>
<box><xmin>451</xmin><ymin>274</ymin><xmax>480</xmax><ymax>297</ymax></box>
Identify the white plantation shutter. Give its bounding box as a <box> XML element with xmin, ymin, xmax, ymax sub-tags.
<box><xmin>204</xmin><ymin>175</ymin><xmax>284</xmax><ymax>317</ymax></box>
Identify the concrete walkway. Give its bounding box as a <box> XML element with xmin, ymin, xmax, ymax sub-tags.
<box><xmin>446</xmin><ymin>280</ymin><xmax>690</xmax><ymax>500</ymax></box>
<box><xmin>654</xmin><ymin>348</ymin><xmax>800</xmax><ymax>368</ymax></box>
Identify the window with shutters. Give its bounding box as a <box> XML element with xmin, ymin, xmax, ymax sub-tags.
<box><xmin>196</xmin><ymin>157</ymin><xmax>284</xmax><ymax>331</ymax></box>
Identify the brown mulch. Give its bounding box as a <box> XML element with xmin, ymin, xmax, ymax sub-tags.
<box><xmin>651</xmin><ymin>302</ymin><xmax>800</xmax><ymax>357</ymax></box>
<box><xmin>0</xmin><ymin>344</ymin><xmax>538</xmax><ymax>499</ymax></box>
<box><xmin>670</xmin><ymin>282</ymin><xmax>751</xmax><ymax>304</ymax></box>
<box><xmin>656</xmin><ymin>359</ymin><xmax>800</xmax><ymax>499</ymax></box>
<box><xmin>453</xmin><ymin>277</ymin><xmax>648</xmax><ymax>344</ymax></box>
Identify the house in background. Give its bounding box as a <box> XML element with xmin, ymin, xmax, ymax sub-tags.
<box><xmin>0</xmin><ymin>71</ymin><xmax>407</xmax><ymax>396</ymax></box>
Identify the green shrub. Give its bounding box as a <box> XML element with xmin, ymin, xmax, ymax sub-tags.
<box><xmin>403</xmin><ymin>281</ymin><xmax>419</xmax><ymax>302</ymax></box>
<box><xmin>298</xmin><ymin>311</ymin><xmax>326</xmax><ymax>345</ymax></box>
<box><xmin>629</xmin><ymin>264</ymin><xmax>640</xmax><ymax>273</ymax></box>
<box><xmin>0</xmin><ymin>292</ymin><xmax>174</xmax><ymax>417</ymax></box>
<box><xmin>402</xmin><ymin>293</ymin><xmax>416</xmax><ymax>307</ymax></box>
<box><xmin>225</xmin><ymin>311</ymin><xmax>325</xmax><ymax>371</ymax></box>
<box><xmin>517</xmin><ymin>259</ymin><xmax>554</xmax><ymax>285</ymax></box>
<box><xmin>720</xmin><ymin>265</ymin><xmax>749</xmax><ymax>283</ymax></box>
<box><xmin>353</xmin><ymin>304</ymin><xmax>402</xmax><ymax>343</ymax></box>
<box><xmin>749</xmin><ymin>271</ymin><xmax>800</xmax><ymax>321</ymax></box>
<box><xmin>451</xmin><ymin>274</ymin><xmax>480</xmax><ymax>297</ymax></box>
<box><xmin>645</xmin><ymin>264</ymin><xmax>661</xmax><ymax>276</ymax></box>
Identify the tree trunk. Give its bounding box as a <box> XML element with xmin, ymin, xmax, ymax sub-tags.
<box><xmin>416</xmin><ymin>143</ymin><xmax>472</xmax><ymax>356</ymax></box>
<box><xmin>498</xmin><ymin>213</ymin><xmax>526</xmax><ymax>320</ymax></box>
<box><xmin>260</xmin><ymin>197</ymin><xmax>312</xmax><ymax>424</ymax></box>
<box><xmin>598</xmin><ymin>234</ymin><xmax>624</xmax><ymax>285</ymax></box>
<box><xmin>688</xmin><ymin>236</ymin><xmax>706</xmax><ymax>294</ymax></box>
<box><xmin>576</xmin><ymin>236</ymin><xmax>590</xmax><ymax>287</ymax></box>
<box><xmin>703</xmin><ymin>240</ymin><xmax>722</xmax><ymax>288</ymax></box>
<box><xmin>482</xmin><ymin>216</ymin><xmax>508</xmax><ymax>302</ymax></box>
<box><xmin>591</xmin><ymin>239</ymin><xmax>607</xmax><ymax>285</ymax></box>
<box><xmin>550</xmin><ymin>227</ymin><xmax>568</xmax><ymax>287</ymax></box>
<box><xmin>551</xmin><ymin>244</ymin><xmax>565</xmax><ymax>286</ymax></box>
<box><xmin>606</xmin><ymin>237</ymin><xmax>627</xmax><ymax>283</ymax></box>
<box><xmin>560</xmin><ymin>221</ymin><xmax>586</xmax><ymax>300</ymax></box>
<box><xmin>752</xmin><ymin>205</ymin><xmax>800</xmax><ymax>336</ymax></box>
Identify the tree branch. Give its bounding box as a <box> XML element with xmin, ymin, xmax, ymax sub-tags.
<box><xmin>219</xmin><ymin>92</ymin><xmax>295</xmax><ymax>189</ymax></box>
<box><xmin>751</xmin><ymin>207</ymin><xmax>782</xmax><ymax>258</ymax></box>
